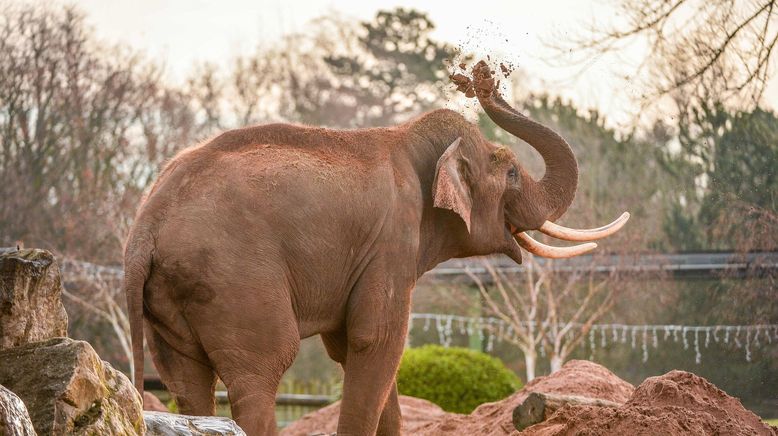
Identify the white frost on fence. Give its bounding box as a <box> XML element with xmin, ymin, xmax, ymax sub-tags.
<box><xmin>409</xmin><ymin>313</ymin><xmax>778</xmax><ymax>364</ymax></box>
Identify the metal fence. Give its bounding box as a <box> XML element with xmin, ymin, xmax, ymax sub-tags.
<box><xmin>145</xmin><ymin>377</ymin><xmax>340</xmax><ymax>428</ymax></box>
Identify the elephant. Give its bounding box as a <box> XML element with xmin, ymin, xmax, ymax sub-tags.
<box><xmin>124</xmin><ymin>61</ymin><xmax>628</xmax><ymax>435</ymax></box>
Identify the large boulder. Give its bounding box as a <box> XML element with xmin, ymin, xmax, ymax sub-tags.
<box><xmin>144</xmin><ymin>411</ymin><xmax>246</xmax><ymax>435</ymax></box>
<box><xmin>0</xmin><ymin>248</ymin><xmax>68</xmax><ymax>350</ymax></box>
<box><xmin>0</xmin><ymin>384</ymin><xmax>36</xmax><ymax>436</ymax></box>
<box><xmin>0</xmin><ymin>337</ymin><xmax>144</xmax><ymax>435</ymax></box>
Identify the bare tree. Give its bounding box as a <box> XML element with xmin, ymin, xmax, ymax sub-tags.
<box><xmin>60</xmin><ymin>261</ymin><xmax>132</xmax><ymax>377</ymax></box>
<box><xmin>464</xmin><ymin>258</ymin><xmax>546</xmax><ymax>381</ymax></box>
<box><xmin>559</xmin><ymin>0</ymin><xmax>777</xmax><ymax>109</ymax></box>
<box><xmin>461</xmin><ymin>253</ymin><xmax>626</xmax><ymax>380</ymax></box>
<box><xmin>0</xmin><ymin>4</ymin><xmax>198</xmax><ymax>262</ymax></box>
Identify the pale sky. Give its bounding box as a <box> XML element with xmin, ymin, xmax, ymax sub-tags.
<box><xmin>32</xmin><ymin>0</ymin><xmax>778</xmax><ymax>128</ymax></box>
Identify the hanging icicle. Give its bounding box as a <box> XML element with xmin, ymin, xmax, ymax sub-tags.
<box><xmin>445</xmin><ymin>316</ymin><xmax>454</xmax><ymax>347</ymax></box>
<box><xmin>408</xmin><ymin>313</ymin><xmax>777</xmax><ymax>366</ymax></box>
<box><xmin>435</xmin><ymin>315</ymin><xmax>445</xmax><ymax>347</ymax></box>
<box><xmin>589</xmin><ymin>328</ymin><xmax>596</xmax><ymax>353</ymax></box>
<box><xmin>734</xmin><ymin>326</ymin><xmax>742</xmax><ymax>348</ymax></box>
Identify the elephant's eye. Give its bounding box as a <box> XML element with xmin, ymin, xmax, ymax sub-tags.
<box><xmin>507</xmin><ymin>166</ymin><xmax>517</xmax><ymax>180</ymax></box>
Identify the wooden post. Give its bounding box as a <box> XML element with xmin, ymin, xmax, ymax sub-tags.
<box><xmin>512</xmin><ymin>392</ymin><xmax>622</xmax><ymax>431</ymax></box>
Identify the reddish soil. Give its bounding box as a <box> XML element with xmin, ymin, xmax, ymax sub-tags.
<box><xmin>414</xmin><ymin>359</ymin><xmax>634</xmax><ymax>435</ymax></box>
<box><xmin>143</xmin><ymin>391</ymin><xmax>168</xmax><ymax>412</ymax></box>
<box><xmin>281</xmin><ymin>360</ymin><xmax>633</xmax><ymax>435</ymax></box>
<box><xmin>450</xmin><ymin>59</ymin><xmax>515</xmax><ymax>100</ymax></box>
<box><xmin>524</xmin><ymin>370</ymin><xmax>776</xmax><ymax>436</ymax></box>
<box><xmin>281</xmin><ymin>359</ymin><xmax>776</xmax><ymax>435</ymax></box>
<box><xmin>280</xmin><ymin>395</ymin><xmax>447</xmax><ymax>436</ymax></box>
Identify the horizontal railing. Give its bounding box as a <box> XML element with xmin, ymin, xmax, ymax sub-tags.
<box><xmin>144</xmin><ymin>377</ymin><xmax>335</xmax><ymax>407</ymax></box>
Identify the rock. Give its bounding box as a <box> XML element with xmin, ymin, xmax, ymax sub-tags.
<box><xmin>144</xmin><ymin>392</ymin><xmax>169</xmax><ymax>412</ymax></box>
<box><xmin>0</xmin><ymin>384</ymin><xmax>36</xmax><ymax>436</ymax></box>
<box><xmin>0</xmin><ymin>337</ymin><xmax>144</xmax><ymax>435</ymax></box>
<box><xmin>144</xmin><ymin>411</ymin><xmax>246</xmax><ymax>435</ymax></box>
<box><xmin>0</xmin><ymin>248</ymin><xmax>68</xmax><ymax>350</ymax></box>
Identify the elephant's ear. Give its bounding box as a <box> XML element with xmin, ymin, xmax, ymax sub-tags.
<box><xmin>433</xmin><ymin>137</ymin><xmax>472</xmax><ymax>233</ymax></box>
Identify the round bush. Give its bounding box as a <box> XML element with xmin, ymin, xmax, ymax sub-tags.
<box><xmin>396</xmin><ymin>345</ymin><xmax>522</xmax><ymax>414</ymax></box>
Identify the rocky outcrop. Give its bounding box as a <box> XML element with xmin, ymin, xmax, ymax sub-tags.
<box><xmin>0</xmin><ymin>248</ymin><xmax>68</xmax><ymax>350</ymax></box>
<box><xmin>0</xmin><ymin>337</ymin><xmax>144</xmax><ymax>435</ymax></box>
<box><xmin>144</xmin><ymin>411</ymin><xmax>246</xmax><ymax>435</ymax></box>
<box><xmin>0</xmin><ymin>384</ymin><xmax>36</xmax><ymax>436</ymax></box>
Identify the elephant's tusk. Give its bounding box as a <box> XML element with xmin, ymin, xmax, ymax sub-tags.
<box><xmin>538</xmin><ymin>212</ymin><xmax>630</xmax><ymax>242</ymax></box>
<box><xmin>514</xmin><ymin>231</ymin><xmax>597</xmax><ymax>258</ymax></box>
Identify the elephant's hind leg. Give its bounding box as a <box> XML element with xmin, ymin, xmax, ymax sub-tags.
<box><xmin>196</xmin><ymin>285</ymin><xmax>301</xmax><ymax>436</ymax></box>
<box><xmin>145</xmin><ymin>324</ymin><xmax>217</xmax><ymax>415</ymax></box>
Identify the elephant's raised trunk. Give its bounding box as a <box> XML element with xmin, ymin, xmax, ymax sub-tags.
<box><xmin>472</xmin><ymin>60</ymin><xmax>578</xmax><ymax>222</ymax></box>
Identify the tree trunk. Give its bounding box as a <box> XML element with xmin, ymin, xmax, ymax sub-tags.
<box><xmin>513</xmin><ymin>392</ymin><xmax>622</xmax><ymax>431</ymax></box>
<box><xmin>524</xmin><ymin>349</ymin><xmax>537</xmax><ymax>382</ymax></box>
<box><xmin>549</xmin><ymin>354</ymin><xmax>563</xmax><ymax>373</ymax></box>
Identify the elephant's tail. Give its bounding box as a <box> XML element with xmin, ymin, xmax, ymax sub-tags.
<box><xmin>123</xmin><ymin>224</ymin><xmax>155</xmax><ymax>397</ymax></box>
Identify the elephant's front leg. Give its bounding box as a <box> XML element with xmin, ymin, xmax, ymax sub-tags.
<box><xmin>376</xmin><ymin>382</ymin><xmax>402</xmax><ymax>435</ymax></box>
<box><xmin>336</xmin><ymin>280</ymin><xmax>410</xmax><ymax>436</ymax></box>
<box><xmin>322</xmin><ymin>332</ymin><xmax>402</xmax><ymax>436</ymax></box>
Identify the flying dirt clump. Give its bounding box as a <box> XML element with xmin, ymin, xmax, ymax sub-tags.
<box><xmin>450</xmin><ymin>59</ymin><xmax>511</xmax><ymax>99</ymax></box>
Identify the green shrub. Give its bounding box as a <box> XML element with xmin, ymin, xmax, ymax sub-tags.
<box><xmin>396</xmin><ymin>345</ymin><xmax>522</xmax><ymax>414</ymax></box>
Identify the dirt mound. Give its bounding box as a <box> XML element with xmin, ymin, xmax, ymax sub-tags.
<box><xmin>282</xmin><ymin>360</ymin><xmax>631</xmax><ymax>435</ymax></box>
<box><xmin>524</xmin><ymin>370</ymin><xmax>776</xmax><ymax>436</ymax></box>
<box><xmin>414</xmin><ymin>359</ymin><xmax>633</xmax><ymax>435</ymax></box>
<box><xmin>280</xmin><ymin>395</ymin><xmax>447</xmax><ymax>436</ymax></box>
<box><xmin>282</xmin><ymin>363</ymin><xmax>775</xmax><ymax>436</ymax></box>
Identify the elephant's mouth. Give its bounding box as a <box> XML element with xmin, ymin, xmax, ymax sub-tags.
<box><xmin>502</xmin><ymin>212</ymin><xmax>631</xmax><ymax>261</ymax></box>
